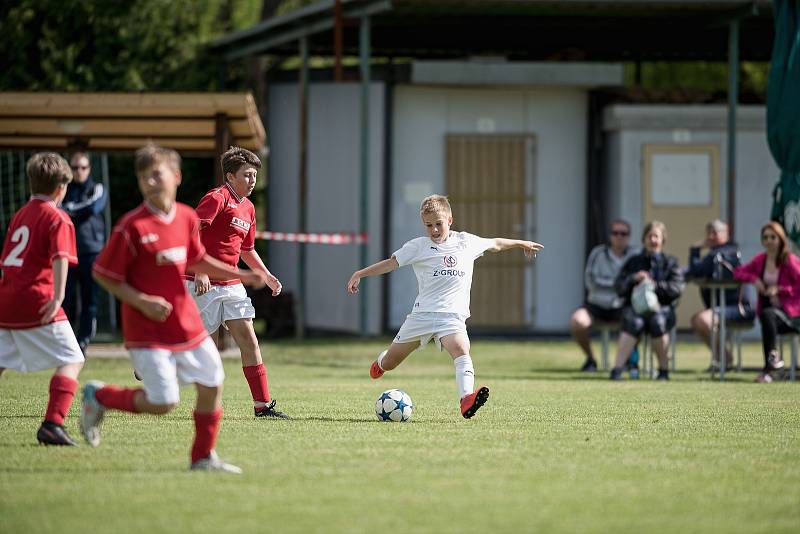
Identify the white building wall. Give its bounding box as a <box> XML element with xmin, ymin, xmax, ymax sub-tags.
<box><xmin>604</xmin><ymin>105</ymin><xmax>777</xmax><ymax>262</ymax></box>
<box><xmin>267</xmin><ymin>82</ymin><xmax>385</xmax><ymax>334</ymax></box>
<box><xmin>604</xmin><ymin>105</ymin><xmax>779</xmax><ymax>338</ymax></box>
<box><xmin>391</xmin><ymin>86</ymin><xmax>588</xmax><ymax>332</ymax></box>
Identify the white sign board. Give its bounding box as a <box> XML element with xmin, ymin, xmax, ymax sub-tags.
<box><xmin>650</xmin><ymin>152</ymin><xmax>712</xmax><ymax>206</ymax></box>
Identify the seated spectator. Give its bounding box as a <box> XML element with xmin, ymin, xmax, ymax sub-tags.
<box><xmin>570</xmin><ymin>219</ymin><xmax>638</xmax><ymax>372</ymax></box>
<box><xmin>610</xmin><ymin>221</ymin><xmax>685</xmax><ymax>381</ymax></box>
<box><xmin>686</xmin><ymin>220</ymin><xmax>742</xmax><ymax>370</ymax></box>
<box><xmin>734</xmin><ymin>222</ymin><xmax>800</xmax><ymax>383</ymax></box>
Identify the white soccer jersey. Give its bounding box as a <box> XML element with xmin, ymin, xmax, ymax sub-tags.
<box><xmin>393</xmin><ymin>231</ymin><xmax>495</xmax><ymax>318</ymax></box>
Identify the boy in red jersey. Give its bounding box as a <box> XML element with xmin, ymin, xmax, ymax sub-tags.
<box><xmin>81</xmin><ymin>144</ymin><xmax>266</xmax><ymax>473</ymax></box>
<box><xmin>0</xmin><ymin>153</ymin><xmax>85</xmax><ymax>446</ymax></box>
<box><xmin>186</xmin><ymin>146</ymin><xmax>288</xmax><ymax>418</ymax></box>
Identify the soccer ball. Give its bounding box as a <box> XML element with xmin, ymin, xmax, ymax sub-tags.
<box><xmin>375</xmin><ymin>389</ymin><xmax>413</xmax><ymax>422</ymax></box>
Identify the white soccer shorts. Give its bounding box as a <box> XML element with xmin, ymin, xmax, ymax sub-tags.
<box><xmin>0</xmin><ymin>321</ymin><xmax>84</xmax><ymax>373</ymax></box>
<box><xmin>393</xmin><ymin>312</ymin><xmax>468</xmax><ymax>351</ymax></box>
<box><xmin>185</xmin><ymin>281</ymin><xmax>256</xmax><ymax>334</ymax></box>
<box><xmin>129</xmin><ymin>336</ymin><xmax>224</xmax><ymax>405</ymax></box>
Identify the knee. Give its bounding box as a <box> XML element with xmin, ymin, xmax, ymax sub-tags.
<box><xmin>570</xmin><ymin>309</ymin><xmax>591</xmax><ymax>331</ymax></box>
<box><xmin>691</xmin><ymin>311</ymin><xmax>709</xmax><ymax>331</ymax></box>
<box><xmin>760</xmin><ymin>309</ymin><xmax>777</xmax><ymax>321</ymax></box>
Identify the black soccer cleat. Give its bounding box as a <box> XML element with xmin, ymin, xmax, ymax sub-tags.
<box><xmin>580</xmin><ymin>359</ymin><xmax>598</xmax><ymax>372</ymax></box>
<box><xmin>37</xmin><ymin>421</ymin><xmax>78</xmax><ymax>446</ymax></box>
<box><xmin>254</xmin><ymin>400</ymin><xmax>290</xmax><ymax>419</ymax></box>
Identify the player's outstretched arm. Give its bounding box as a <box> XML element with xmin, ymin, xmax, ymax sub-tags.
<box><xmin>93</xmin><ymin>272</ymin><xmax>173</xmax><ymax>322</ymax></box>
<box><xmin>38</xmin><ymin>257</ymin><xmax>68</xmax><ymax>324</ymax></box>
<box><xmin>487</xmin><ymin>238</ymin><xmax>544</xmax><ymax>259</ymax></box>
<box><xmin>347</xmin><ymin>257</ymin><xmax>400</xmax><ymax>294</ymax></box>
<box><xmin>189</xmin><ymin>254</ymin><xmax>267</xmax><ymax>289</ymax></box>
<box><xmin>241</xmin><ymin>248</ymin><xmax>281</xmax><ymax>296</ymax></box>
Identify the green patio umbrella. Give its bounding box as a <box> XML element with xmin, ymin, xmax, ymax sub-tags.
<box><xmin>769</xmin><ymin>0</ymin><xmax>800</xmax><ymax>244</ymax></box>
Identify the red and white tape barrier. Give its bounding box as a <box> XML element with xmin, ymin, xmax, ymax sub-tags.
<box><xmin>254</xmin><ymin>231</ymin><xmax>368</xmax><ymax>245</ymax></box>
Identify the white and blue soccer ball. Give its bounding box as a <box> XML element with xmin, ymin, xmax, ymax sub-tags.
<box><xmin>375</xmin><ymin>389</ymin><xmax>413</xmax><ymax>422</ymax></box>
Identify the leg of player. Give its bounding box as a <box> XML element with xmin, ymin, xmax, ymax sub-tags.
<box><xmin>190</xmin><ymin>383</ymin><xmax>241</xmax><ymax>474</ymax></box>
<box><xmin>370</xmin><ymin>341</ymin><xmax>419</xmax><ymax>379</ymax></box>
<box><xmin>440</xmin><ymin>333</ymin><xmax>489</xmax><ymax>419</ymax></box>
<box><xmin>37</xmin><ymin>361</ymin><xmax>83</xmax><ymax>446</ymax></box>
<box><xmin>80</xmin><ymin>384</ymin><xmax>174</xmax><ymax>447</ymax></box>
<box><xmin>226</xmin><ymin>318</ymin><xmax>288</xmax><ymax>419</ymax></box>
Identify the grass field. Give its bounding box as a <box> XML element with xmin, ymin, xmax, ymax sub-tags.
<box><xmin>1</xmin><ymin>338</ymin><xmax>798</xmax><ymax>533</ymax></box>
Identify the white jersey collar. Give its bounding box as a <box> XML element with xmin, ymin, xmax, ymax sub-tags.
<box><xmin>144</xmin><ymin>200</ymin><xmax>177</xmax><ymax>223</ymax></box>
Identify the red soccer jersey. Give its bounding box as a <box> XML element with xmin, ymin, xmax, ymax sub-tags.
<box><xmin>93</xmin><ymin>202</ymin><xmax>208</xmax><ymax>350</ymax></box>
<box><xmin>0</xmin><ymin>196</ymin><xmax>77</xmax><ymax>329</ymax></box>
<box><xmin>186</xmin><ymin>183</ymin><xmax>255</xmax><ymax>286</ymax></box>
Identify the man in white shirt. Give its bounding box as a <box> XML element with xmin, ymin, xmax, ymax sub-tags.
<box><xmin>346</xmin><ymin>195</ymin><xmax>543</xmax><ymax>419</ymax></box>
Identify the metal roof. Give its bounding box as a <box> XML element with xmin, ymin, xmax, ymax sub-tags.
<box><xmin>211</xmin><ymin>0</ymin><xmax>773</xmax><ymax>62</ymax></box>
<box><xmin>0</xmin><ymin>92</ymin><xmax>267</xmax><ymax>153</ymax></box>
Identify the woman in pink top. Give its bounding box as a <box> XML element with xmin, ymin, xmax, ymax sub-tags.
<box><xmin>734</xmin><ymin>222</ymin><xmax>800</xmax><ymax>382</ymax></box>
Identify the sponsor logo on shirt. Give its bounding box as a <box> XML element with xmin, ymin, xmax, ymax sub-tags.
<box><xmin>230</xmin><ymin>217</ymin><xmax>251</xmax><ymax>231</ymax></box>
<box><xmin>443</xmin><ymin>255</ymin><xmax>458</xmax><ymax>267</ymax></box>
<box><xmin>155</xmin><ymin>246</ymin><xmax>187</xmax><ymax>265</ymax></box>
<box><xmin>433</xmin><ymin>268</ymin><xmax>465</xmax><ymax>278</ymax></box>
<box><xmin>141</xmin><ymin>233</ymin><xmax>159</xmax><ymax>244</ymax></box>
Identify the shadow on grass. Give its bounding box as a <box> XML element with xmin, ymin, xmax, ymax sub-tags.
<box><xmin>293</xmin><ymin>416</ymin><xmax>441</xmax><ymax>425</ymax></box>
<box><xmin>479</xmin><ymin>368</ymin><xmax>766</xmax><ymax>383</ymax></box>
<box><xmin>0</xmin><ymin>465</ymin><xmax>189</xmax><ymax>474</ymax></box>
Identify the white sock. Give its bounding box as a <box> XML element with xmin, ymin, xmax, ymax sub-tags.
<box><xmin>376</xmin><ymin>350</ymin><xmax>388</xmax><ymax>370</ymax></box>
<box><xmin>453</xmin><ymin>355</ymin><xmax>475</xmax><ymax>399</ymax></box>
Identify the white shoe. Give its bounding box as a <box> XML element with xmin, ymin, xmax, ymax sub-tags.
<box><xmin>80</xmin><ymin>380</ymin><xmax>106</xmax><ymax>447</ymax></box>
<box><xmin>190</xmin><ymin>450</ymin><xmax>242</xmax><ymax>474</ymax></box>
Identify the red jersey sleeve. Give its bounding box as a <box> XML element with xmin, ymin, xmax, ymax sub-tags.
<box><xmin>195</xmin><ymin>190</ymin><xmax>225</xmax><ymax>230</ymax></box>
<box><xmin>94</xmin><ymin>226</ymin><xmax>136</xmax><ymax>282</ymax></box>
<box><xmin>49</xmin><ymin>215</ymin><xmax>78</xmax><ymax>266</ymax></box>
<box><xmin>186</xmin><ymin>213</ymin><xmax>206</xmax><ymax>266</ymax></box>
<box><xmin>242</xmin><ymin>207</ymin><xmax>256</xmax><ymax>251</ymax></box>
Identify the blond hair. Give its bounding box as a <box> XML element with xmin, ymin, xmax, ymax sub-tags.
<box><xmin>642</xmin><ymin>220</ymin><xmax>668</xmax><ymax>244</ymax></box>
<box><xmin>134</xmin><ymin>143</ymin><xmax>181</xmax><ymax>175</ymax></box>
<box><xmin>27</xmin><ymin>153</ymin><xmax>72</xmax><ymax>195</ymax></box>
<box><xmin>419</xmin><ymin>195</ymin><xmax>451</xmax><ymax>217</ymax></box>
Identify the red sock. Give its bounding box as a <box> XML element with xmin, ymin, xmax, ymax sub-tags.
<box><xmin>191</xmin><ymin>409</ymin><xmax>222</xmax><ymax>464</ymax></box>
<box><xmin>243</xmin><ymin>364</ymin><xmax>270</xmax><ymax>403</ymax></box>
<box><xmin>44</xmin><ymin>375</ymin><xmax>78</xmax><ymax>426</ymax></box>
<box><xmin>96</xmin><ymin>385</ymin><xmax>141</xmax><ymax>413</ymax></box>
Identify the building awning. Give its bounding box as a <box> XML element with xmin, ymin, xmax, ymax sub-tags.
<box><xmin>0</xmin><ymin>92</ymin><xmax>267</xmax><ymax>154</ymax></box>
<box><xmin>211</xmin><ymin>0</ymin><xmax>773</xmax><ymax>62</ymax></box>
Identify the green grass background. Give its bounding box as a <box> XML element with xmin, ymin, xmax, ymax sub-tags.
<box><xmin>1</xmin><ymin>339</ymin><xmax>798</xmax><ymax>533</ymax></box>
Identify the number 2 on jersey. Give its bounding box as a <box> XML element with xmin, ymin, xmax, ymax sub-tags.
<box><xmin>3</xmin><ymin>225</ymin><xmax>30</xmax><ymax>267</ymax></box>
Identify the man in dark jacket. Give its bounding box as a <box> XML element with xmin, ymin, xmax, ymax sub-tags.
<box><xmin>62</xmin><ymin>152</ymin><xmax>107</xmax><ymax>354</ymax></box>
<box><xmin>685</xmin><ymin>220</ymin><xmax>742</xmax><ymax>369</ymax></box>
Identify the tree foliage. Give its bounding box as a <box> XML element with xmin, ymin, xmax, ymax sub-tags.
<box><xmin>0</xmin><ymin>0</ymin><xmax>263</xmax><ymax>91</ymax></box>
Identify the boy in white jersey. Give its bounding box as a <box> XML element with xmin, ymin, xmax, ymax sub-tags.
<box><xmin>346</xmin><ymin>195</ymin><xmax>543</xmax><ymax>418</ymax></box>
